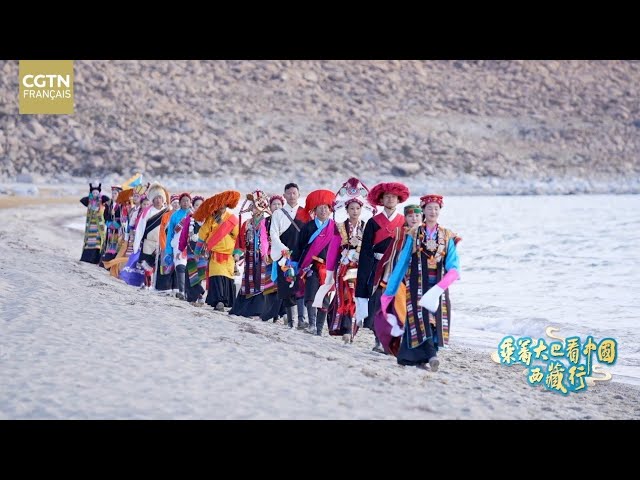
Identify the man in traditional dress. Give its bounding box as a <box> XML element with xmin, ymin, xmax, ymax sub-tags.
<box><xmin>193</xmin><ymin>190</ymin><xmax>241</xmax><ymax>311</ymax></box>
<box><xmin>268</xmin><ymin>183</ymin><xmax>310</xmax><ymax>329</ymax></box>
<box><xmin>291</xmin><ymin>189</ymin><xmax>341</xmax><ymax>336</ymax></box>
<box><xmin>355</xmin><ymin>182</ymin><xmax>410</xmax><ymax>352</ymax></box>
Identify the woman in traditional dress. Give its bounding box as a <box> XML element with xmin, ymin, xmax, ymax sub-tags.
<box><xmin>79</xmin><ymin>182</ymin><xmax>110</xmax><ymax>264</ymax></box>
<box><xmin>100</xmin><ymin>185</ymin><xmax>124</xmax><ymax>267</ymax></box>
<box><xmin>177</xmin><ymin>195</ymin><xmax>207</xmax><ymax>304</ymax></box>
<box><xmin>229</xmin><ymin>190</ymin><xmax>273</xmax><ymax>317</ymax></box>
<box><xmin>155</xmin><ymin>194</ymin><xmax>180</xmax><ymax>294</ymax></box>
<box><xmin>133</xmin><ymin>182</ymin><xmax>170</xmax><ymax>290</ymax></box>
<box><xmin>375</xmin><ymin>195</ymin><xmax>461</xmax><ymax>371</ymax></box>
<box><xmin>164</xmin><ymin>193</ymin><xmax>193</xmax><ymax>299</ymax></box>
<box><xmin>312</xmin><ymin>178</ymin><xmax>374</xmax><ymax>344</ymax></box>
<box><xmin>260</xmin><ymin>195</ymin><xmax>287</xmax><ymax>323</ymax></box>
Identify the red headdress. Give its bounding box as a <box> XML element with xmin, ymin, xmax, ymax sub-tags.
<box><xmin>305</xmin><ymin>189</ymin><xmax>336</xmax><ymax>213</ymax></box>
<box><xmin>420</xmin><ymin>194</ymin><xmax>444</xmax><ymax>208</ymax></box>
<box><xmin>367</xmin><ymin>182</ymin><xmax>410</xmax><ymax>206</ymax></box>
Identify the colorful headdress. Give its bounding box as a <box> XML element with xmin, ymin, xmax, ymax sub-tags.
<box><xmin>404</xmin><ymin>204</ymin><xmax>422</xmax><ymax>215</ymax></box>
<box><xmin>178</xmin><ymin>192</ymin><xmax>191</xmax><ymax>202</ymax></box>
<box><xmin>238</xmin><ymin>190</ymin><xmax>270</xmax><ymax>227</ymax></box>
<box><xmin>420</xmin><ymin>194</ymin><xmax>444</xmax><ymax>208</ymax></box>
<box><xmin>367</xmin><ymin>182</ymin><xmax>410</xmax><ymax>206</ymax></box>
<box><xmin>170</xmin><ymin>194</ymin><xmax>181</xmax><ymax>203</ymax></box>
<box><xmin>334</xmin><ymin>177</ymin><xmax>376</xmax><ymax>217</ymax></box>
<box><xmin>116</xmin><ymin>189</ymin><xmax>134</xmax><ymax>205</ymax></box>
<box><xmin>305</xmin><ymin>189</ymin><xmax>336</xmax><ymax>213</ymax></box>
<box><xmin>193</xmin><ymin>190</ymin><xmax>241</xmax><ymax>222</ymax></box>
<box><xmin>133</xmin><ymin>183</ymin><xmax>149</xmax><ymax>196</ymax></box>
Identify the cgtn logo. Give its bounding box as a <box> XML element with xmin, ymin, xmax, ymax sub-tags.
<box><xmin>22</xmin><ymin>74</ymin><xmax>72</xmax><ymax>99</ymax></box>
<box><xmin>19</xmin><ymin>60</ymin><xmax>74</xmax><ymax>114</ymax></box>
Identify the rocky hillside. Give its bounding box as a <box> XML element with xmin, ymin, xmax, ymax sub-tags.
<box><xmin>1</xmin><ymin>60</ymin><xmax>639</xmax><ymax>192</ymax></box>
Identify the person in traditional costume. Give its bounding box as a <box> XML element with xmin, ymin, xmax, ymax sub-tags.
<box><xmin>259</xmin><ymin>195</ymin><xmax>287</xmax><ymax>323</ymax></box>
<box><xmin>177</xmin><ymin>195</ymin><xmax>207</xmax><ymax>304</ymax></box>
<box><xmin>154</xmin><ymin>193</ymin><xmax>181</xmax><ymax>294</ymax></box>
<box><xmin>100</xmin><ymin>185</ymin><xmax>124</xmax><ymax>267</ymax></box>
<box><xmin>164</xmin><ymin>192</ymin><xmax>192</xmax><ymax>300</ymax></box>
<box><xmin>312</xmin><ymin>178</ymin><xmax>375</xmax><ymax>344</ymax></box>
<box><xmin>355</xmin><ymin>182</ymin><xmax>410</xmax><ymax>353</ymax></box>
<box><xmin>229</xmin><ymin>190</ymin><xmax>273</xmax><ymax>317</ymax></box>
<box><xmin>269</xmin><ymin>183</ymin><xmax>311</xmax><ymax>329</ymax></box>
<box><xmin>79</xmin><ymin>182</ymin><xmax>110</xmax><ymax>264</ymax></box>
<box><xmin>118</xmin><ymin>184</ymin><xmax>150</xmax><ymax>287</ymax></box>
<box><xmin>291</xmin><ymin>189</ymin><xmax>341</xmax><ymax>336</ymax></box>
<box><xmin>123</xmin><ymin>183</ymin><xmax>148</xmax><ymax>256</ymax></box>
<box><xmin>102</xmin><ymin>187</ymin><xmax>134</xmax><ymax>278</ymax></box>
<box><xmin>193</xmin><ymin>190</ymin><xmax>241</xmax><ymax>311</ymax></box>
<box><xmin>374</xmin><ymin>196</ymin><xmax>461</xmax><ymax>371</ymax></box>
<box><xmin>133</xmin><ymin>182</ymin><xmax>170</xmax><ymax>290</ymax></box>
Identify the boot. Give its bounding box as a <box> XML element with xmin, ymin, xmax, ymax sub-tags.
<box><xmin>316</xmin><ymin>309</ymin><xmax>327</xmax><ymax>336</ymax></box>
<box><xmin>286</xmin><ymin>306</ymin><xmax>294</xmax><ymax>329</ymax></box>
<box><xmin>296</xmin><ymin>297</ymin><xmax>307</xmax><ymax>328</ymax></box>
<box><xmin>176</xmin><ymin>265</ymin><xmax>186</xmax><ymax>299</ymax></box>
<box><xmin>428</xmin><ymin>356</ymin><xmax>440</xmax><ymax>372</ymax></box>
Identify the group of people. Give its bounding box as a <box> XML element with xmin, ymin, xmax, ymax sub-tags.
<box><xmin>80</xmin><ymin>177</ymin><xmax>461</xmax><ymax>371</ymax></box>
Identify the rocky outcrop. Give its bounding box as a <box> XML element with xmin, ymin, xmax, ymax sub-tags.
<box><xmin>1</xmin><ymin>60</ymin><xmax>639</xmax><ymax>192</ymax></box>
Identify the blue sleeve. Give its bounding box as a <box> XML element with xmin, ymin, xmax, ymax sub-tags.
<box><xmin>384</xmin><ymin>235</ymin><xmax>414</xmax><ymax>296</ymax></box>
<box><xmin>165</xmin><ymin>214</ymin><xmax>176</xmax><ymax>255</ymax></box>
<box><xmin>445</xmin><ymin>238</ymin><xmax>460</xmax><ymax>273</ymax></box>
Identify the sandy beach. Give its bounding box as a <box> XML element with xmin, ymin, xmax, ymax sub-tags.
<box><xmin>1</xmin><ymin>196</ymin><xmax>638</xmax><ymax>419</ymax></box>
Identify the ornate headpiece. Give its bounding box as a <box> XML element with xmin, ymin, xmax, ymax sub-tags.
<box><xmin>334</xmin><ymin>177</ymin><xmax>376</xmax><ymax>217</ymax></box>
<box><xmin>420</xmin><ymin>194</ymin><xmax>444</xmax><ymax>208</ymax></box>
<box><xmin>403</xmin><ymin>204</ymin><xmax>422</xmax><ymax>215</ymax></box>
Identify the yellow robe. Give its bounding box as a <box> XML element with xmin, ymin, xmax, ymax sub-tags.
<box><xmin>198</xmin><ymin>211</ymin><xmax>239</xmax><ymax>279</ymax></box>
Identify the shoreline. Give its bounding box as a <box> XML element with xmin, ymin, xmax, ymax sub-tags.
<box><xmin>0</xmin><ymin>201</ymin><xmax>638</xmax><ymax>418</ymax></box>
<box><xmin>2</xmin><ymin>172</ymin><xmax>640</xmax><ymax>199</ymax></box>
